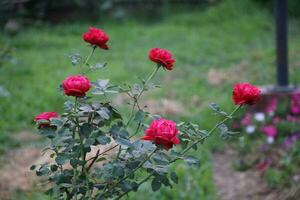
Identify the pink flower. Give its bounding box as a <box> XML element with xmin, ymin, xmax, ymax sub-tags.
<box><xmin>261</xmin><ymin>125</ymin><xmax>277</xmax><ymax>137</ymax></box>
<box><xmin>142</xmin><ymin>118</ymin><xmax>180</xmax><ymax>150</ymax></box>
<box><xmin>265</xmin><ymin>97</ymin><xmax>278</xmax><ymax>113</ymax></box>
<box><xmin>34</xmin><ymin>112</ymin><xmax>59</xmax><ymax>128</ymax></box>
<box><xmin>272</xmin><ymin>116</ymin><xmax>281</xmax><ymax>124</ymax></box>
<box><xmin>287</xmin><ymin>115</ymin><xmax>300</xmax><ymax>123</ymax></box>
<box><xmin>241</xmin><ymin>114</ymin><xmax>252</xmax><ymax>126</ymax></box>
<box><xmin>232</xmin><ymin>83</ymin><xmax>261</xmax><ymax>105</ymax></box>
<box><xmin>291</xmin><ymin>92</ymin><xmax>300</xmax><ymax>115</ymax></box>
<box><xmin>149</xmin><ymin>48</ymin><xmax>175</xmax><ymax>70</ymax></box>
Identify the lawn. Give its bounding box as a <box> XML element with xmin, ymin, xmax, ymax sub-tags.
<box><xmin>0</xmin><ymin>0</ymin><xmax>300</xmax><ymax>199</ymax></box>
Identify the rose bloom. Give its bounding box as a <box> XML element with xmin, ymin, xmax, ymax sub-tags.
<box><xmin>34</xmin><ymin>112</ymin><xmax>59</xmax><ymax>128</ymax></box>
<box><xmin>232</xmin><ymin>83</ymin><xmax>261</xmax><ymax>105</ymax></box>
<box><xmin>142</xmin><ymin>118</ymin><xmax>180</xmax><ymax>150</ymax></box>
<box><xmin>149</xmin><ymin>48</ymin><xmax>175</xmax><ymax>70</ymax></box>
<box><xmin>62</xmin><ymin>75</ymin><xmax>91</xmax><ymax>97</ymax></box>
<box><xmin>82</xmin><ymin>27</ymin><xmax>109</xmax><ymax>50</ymax></box>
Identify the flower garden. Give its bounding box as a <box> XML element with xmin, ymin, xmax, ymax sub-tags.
<box><xmin>1</xmin><ymin>1</ymin><xmax>300</xmax><ymax>200</ymax></box>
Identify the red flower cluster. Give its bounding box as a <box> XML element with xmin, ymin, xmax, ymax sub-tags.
<box><xmin>83</xmin><ymin>27</ymin><xmax>109</xmax><ymax>50</ymax></box>
<box><xmin>34</xmin><ymin>112</ymin><xmax>59</xmax><ymax>128</ymax></box>
<box><xmin>142</xmin><ymin>118</ymin><xmax>180</xmax><ymax>150</ymax></box>
<box><xmin>232</xmin><ymin>83</ymin><xmax>261</xmax><ymax>105</ymax></box>
<box><xmin>62</xmin><ymin>75</ymin><xmax>91</xmax><ymax>97</ymax></box>
<box><xmin>149</xmin><ymin>48</ymin><xmax>175</xmax><ymax>70</ymax></box>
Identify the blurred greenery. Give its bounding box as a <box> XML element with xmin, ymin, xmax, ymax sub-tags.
<box><xmin>0</xmin><ymin>0</ymin><xmax>300</xmax><ymax>199</ymax></box>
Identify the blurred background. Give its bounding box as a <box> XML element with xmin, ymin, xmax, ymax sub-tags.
<box><xmin>0</xmin><ymin>0</ymin><xmax>300</xmax><ymax>199</ymax></box>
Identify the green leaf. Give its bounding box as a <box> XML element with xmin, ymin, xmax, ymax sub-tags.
<box><xmin>64</xmin><ymin>100</ymin><xmax>74</xmax><ymax>111</ymax></box>
<box><xmin>50</xmin><ymin>118</ymin><xmax>63</xmax><ymax>127</ymax></box>
<box><xmin>151</xmin><ymin>176</ymin><xmax>161</xmax><ymax>191</ymax></box>
<box><xmin>184</xmin><ymin>156</ymin><xmax>200</xmax><ymax>167</ymax></box>
<box><xmin>80</xmin><ymin>123</ymin><xmax>93</xmax><ymax>138</ymax></box>
<box><xmin>134</xmin><ymin>110</ymin><xmax>146</xmax><ymax>122</ymax></box>
<box><xmin>55</xmin><ymin>155</ymin><xmax>68</xmax><ymax>165</ymax></box>
<box><xmin>131</xmin><ymin>84</ymin><xmax>142</xmax><ymax>96</ymax></box>
<box><xmin>30</xmin><ymin>165</ymin><xmax>36</xmax><ymax>170</ymax></box>
<box><xmin>112</xmin><ymin>165</ymin><xmax>124</xmax><ymax>178</ymax></box>
<box><xmin>96</xmin><ymin>157</ymin><xmax>107</xmax><ymax>162</ymax></box>
<box><xmin>90</xmin><ymin>62</ymin><xmax>107</xmax><ymax>70</ymax></box>
<box><xmin>127</xmin><ymin>161</ymin><xmax>140</xmax><ymax>170</ymax></box>
<box><xmin>50</xmin><ymin>164</ymin><xmax>58</xmax><ymax>172</ymax></box>
<box><xmin>152</xmin><ymin>154</ymin><xmax>169</xmax><ymax>166</ymax></box>
<box><xmin>116</xmin><ymin>137</ymin><xmax>133</xmax><ymax>148</ymax></box>
<box><xmin>96</xmin><ymin>108</ymin><xmax>110</xmax><ymax>120</ymax></box>
<box><xmin>38</xmin><ymin>127</ymin><xmax>56</xmax><ymax>139</ymax></box>
<box><xmin>70</xmin><ymin>159</ymin><xmax>86</xmax><ymax>168</ymax></box>
<box><xmin>84</xmin><ymin>138</ymin><xmax>95</xmax><ymax>147</ymax></box>
<box><xmin>69</xmin><ymin>53</ymin><xmax>82</xmax><ymax>66</ymax></box>
<box><xmin>96</xmin><ymin>135</ymin><xmax>111</xmax><ymax>145</ymax></box>
<box><xmin>170</xmin><ymin>172</ymin><xmax>178</xmax><ymax>184</ymax></box>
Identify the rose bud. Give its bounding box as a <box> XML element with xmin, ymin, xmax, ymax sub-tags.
<box><xmin>149</xmin><ymin>48</ymin><xmax>175</xmax><ymax>70</ymax></box>
<box><xmin>142</xmin><ymin>118</ymin><xmax>180</xmax><ymax>150</ymax></box>
<box><xmin>232</xmin><ymin>83</ymin><xmax>261</xmax><ymax>105</ymax></box>
<box><xmin>62</xmin><ymin>75</ymin><xmax>92</xmax><ymax>97</ymax></box>
<box><xmin>34</xmin><ymin>112</ymin><xmax>59</xmax><ymax>128</ymax></box>
<box><xmin>82</xmin><ymin>27</ymin><xmax>109</xmax><ymax>50</ymax></box>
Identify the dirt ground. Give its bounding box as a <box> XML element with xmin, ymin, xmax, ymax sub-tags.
<box><xmin>212</xmin><ymin>147</ymin><xmax>300</xmax><ymax>200</ymax></box>
<box><xmin>0</xmin><ymin>133</ymin><xmax>295</xmax><ymax>200</ymax></box>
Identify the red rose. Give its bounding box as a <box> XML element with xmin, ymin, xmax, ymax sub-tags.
<box><xmin>149</xmin><ymin>48</ymin><xmax>175</xmax><ymax>70</ymax></box>
<box><xmin>232</xmin><ymin>83</ymin><xmax>261</xmax><ymax>105</ymax></box>
<box><xmin>34</xmin><ymin>112</ymin><xmax>59</xmax><ymax>128</ymax></box>
<box><xmin>82</xmin><ymin>27</ymin><xmax>109</xmax><ymax>50</ymax></box>
<box><xmin>142</xmin><ymin>118</ymin><xmax>180</xmax><ymax>150</ymax></box>
<box><xmin>62</xmin><ymin>75</ymin><xmax>92</xmax><ymax>97</ymax></box>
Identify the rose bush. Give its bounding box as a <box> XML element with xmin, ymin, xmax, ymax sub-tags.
<box><xmin>32</xmin><ymin>26</ymin><xmax>260</xmax><ymax>200</ymax></box>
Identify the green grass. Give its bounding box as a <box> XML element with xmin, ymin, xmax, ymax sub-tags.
<box><xmin>1</xmin><ymin>0</ymin><xmax>300</xmax><ymax>199</ymax></box>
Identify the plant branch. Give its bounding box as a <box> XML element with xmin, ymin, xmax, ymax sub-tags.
<box><xmin>114</xmin><ymin>172</ymin><xmax>154</xmax><ymax>200</ymax></box>
<box><xmin>170</xmin><ymin>105</ymin><xmax>242</xmax><ymax>164</ymax></box>
<box><xmin>125</xmin><ymin>65</ymin><xmax>160</xmax><ymax>127</ymax></box>
<box><xmin>87</xmin><ymin>149</ymin><xmax>100</xmax><ymax>171</ymax></box>
<box><xmin>83</xmin><ymin>45</ymin><xmax>96</xmax><ymax>67</ymax></box>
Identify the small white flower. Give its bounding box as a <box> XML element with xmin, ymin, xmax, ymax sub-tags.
<box><xmin>254</xmin><ymin>112</ymin><xmax>265</xmax><ymax>122</ymax></box>
<box><xmin>267</xmin><ymin>136</ymin><xmax>274</xmax><ymax>144</ymax></box>
<box><xmin>245</xmin><ymin>125</ymin><xmax>256</xmax><ymax>134</ymax></box>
